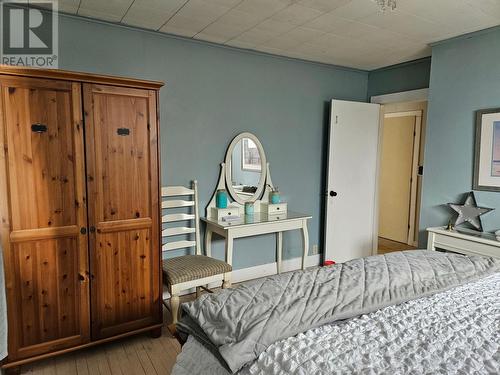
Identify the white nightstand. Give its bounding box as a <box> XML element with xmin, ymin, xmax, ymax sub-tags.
<box><xmin>427</xmin><ymin>226</ymin><xmax>500</xmax><ymax>259</ymax></box>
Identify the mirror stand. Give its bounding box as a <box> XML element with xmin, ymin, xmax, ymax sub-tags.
<box><xmin>206</xmin><ymin>162</ymin><xmax>275</xmax><ymax>218</ymax></box>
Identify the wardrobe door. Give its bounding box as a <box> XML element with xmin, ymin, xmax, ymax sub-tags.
<box><xmin>0</xmin><ymin>76</ymin><xmax>90</xmax><ymax>360</ymax></box>
<box><xmin>83</xmin><ymin>84</ymin><xmax>161</xmax><ymax>340</ymax></box>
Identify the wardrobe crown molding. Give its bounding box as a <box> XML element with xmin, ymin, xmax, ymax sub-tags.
<box><xmin>0</xmin><ymin>64</ymin><xmax>164</xmax><ymax>90</ymax></box>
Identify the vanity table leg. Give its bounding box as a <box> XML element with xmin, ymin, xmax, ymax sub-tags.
<box><xmin>205</xmin><ymin>229</ymin><xmax>213</xmax><ymax>257</ymax></box>
<box><xmin>276</xmin><ymin>232</ymin><xmax>283</xmax><ymax>274</ymax></box>
<box><xmin>301</xmin><ymin>220</ymin><xmax>309</xmax><ymax>270</ymax></box>
<box><xmin>225</xmin><ymin>233</ymin><xmax>234</xmax><ymax>266</ymax></box>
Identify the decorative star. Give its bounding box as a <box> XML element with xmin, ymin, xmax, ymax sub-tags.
<box><xmin>448</xmin><ymin>192</ymin><xmax>494</xmax><ymax>232</ymax></box>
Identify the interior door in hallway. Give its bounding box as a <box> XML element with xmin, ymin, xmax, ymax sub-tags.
<box><xmin>378</xmin><ymin>113</ymin><xmax>421</xmax><ymax>245</ymax></box>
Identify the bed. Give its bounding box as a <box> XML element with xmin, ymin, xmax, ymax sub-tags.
<box><xmin>172</xmin><ymin>250</ymin><xmax>500</xmax><ymax>374</ymax></box>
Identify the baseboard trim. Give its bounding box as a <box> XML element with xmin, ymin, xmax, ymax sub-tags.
<box><xmin>162</xmin><ymin>254</ymin><xmax>321</xmax><ymax>299</ymax></box>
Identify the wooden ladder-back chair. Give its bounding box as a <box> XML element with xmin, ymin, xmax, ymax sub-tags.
<box><xmin>161</xmin><ymin>181</ymin><xmax>232</xmax><ymax>324</ymax></box>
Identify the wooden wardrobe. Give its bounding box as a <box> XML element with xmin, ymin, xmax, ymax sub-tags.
<box><xmin>0</xmin><ymin>66</ymin><xmax>163</xmax><ymax>369</ymax></box>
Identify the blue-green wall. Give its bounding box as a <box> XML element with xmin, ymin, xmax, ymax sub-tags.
<box><xmin>420</xmin><ymin>27</ymin><xmax>500</xmax><ymax>244</ymax></box>
<box><xmin>55</xmin><ymin>14</ymin><xmax>368</xmax><ymax>269</ymax></box>
<box><xmin>367</xmin><ymin>57</ymin><xmax>431</xmax><ymax>99</ymax></box>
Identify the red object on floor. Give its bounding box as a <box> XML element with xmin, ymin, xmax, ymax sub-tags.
<box><xmin>324</xmin><ymin>260</ymin><xmax>336</xmax><ymax>266</ymax></box>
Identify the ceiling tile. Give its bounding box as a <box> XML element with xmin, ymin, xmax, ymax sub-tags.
<box><xmin>256</xmin><ymin>19</ymin><xmax>297</xmax><ymax>34</ymax></box>
<box><xmin>231</xmin><ymin>28</ymin><xmax>275</xmax><ymax>45</ymax></box>
<box><xmin>160</xmin><ymin>16</ymin><xmax>212</xmax><ymax>37</ymax></box>
<box><xmin>358</xmin><ymin>11</ymin><xmax>445</xmax><ymax>41</ymax></box>
<box><xmin>297</xmin><ymin>0</ymin><xmax>351</xmax><ymax>12</ymax></box>
<box><xmin>305</xmin><ymin>12</ymin><xmax>376</xmax><ymax>36</ymax></box>
<box><xmin>284</xmin><ymin>26</ymin><xmax>325</xmax><ymax>43</ymax></box>
<box><xmin>55</xmin><ymin>0</ymin><xmax>80</xmax><ymax>13</ymax></box>
<box><xmin>271</xmin><ymin>4</ymin><xmax>324</xmax><ymax>25</ymax></box>
<box><xmin>214</xmin><ymin>9</ymin><xmax>264</xmax><ymax>29</ymax></box>
<box><xmin>261</xmin><ymin>26</ymin><xmax>324</xmax><ymax>50</ymax></box>
<box><xmin>261</xmin><ymin>35</ymin><xmax>301</xmax><ymax>50</ymax></box>
<box><xmin>196</xmin><ymin>9</ymin><xmax>264</xmax><ymax>42</ymax></box>
<box><xmin>210</xmin><ymin>0</ymin><xmax>243</xmax><ymax>7</ymax></box>
<box><xmin>465</xmin><ymin>0</ymin><xmax>500</xmax><ymax>17</ymax></box>
<box><xmin>78</xmin><ymin>0</ymin><xmax>134</xmax><ymax>22</ymax></box>
<box><xmin>58</xmin><ymin>0</ymin><xmax>500</xmax><ymax>69</ymax></box>
<box><xmin>330</xmin><ymin>0</ymin><xmax>379</xmax><ymax>20</ymax></box>
<box><xmin>397</xmin><ymin>0</ymin><xmax>498</xmax><ymax>36</ymax></box>
<box><xmin>235</xmin><ymin>0</ymin><xmax>291</xmax><ymax>17</ymax></box>
<box><xmin>122</xmin><ymin>0</ymin><xmax>187</xmax><ymax>30</ymax></box>
<box><xmin>170</xmin><ymin>0</ymin><xmax>234</xmax><ymax>23</ymax></box>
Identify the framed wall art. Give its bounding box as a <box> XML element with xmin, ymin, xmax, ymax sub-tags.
<box><xmin>474</xmin><ymin>107</ymin><xmax>500</xmax><ymax>192</ymax></box>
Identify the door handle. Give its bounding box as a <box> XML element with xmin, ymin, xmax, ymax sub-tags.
<box><xmin>329</xmin><ymin>191</ymin><xmax>338</xmax><ymax>197</ymax></box>
<box><xmin>80</xmin><ymin>227</ymin><xmax>87</xmax><ymax>235</ymax></box>
<box><xmin>89</xmin><ymin>226</ymin><xmax>96</xmax><ymax>233</ymax></box>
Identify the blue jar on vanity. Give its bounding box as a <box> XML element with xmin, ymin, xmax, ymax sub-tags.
<box><xmin>216</xmin><ymin>189</ymin><xmax>228</xmax><ymax>209</ymax></box>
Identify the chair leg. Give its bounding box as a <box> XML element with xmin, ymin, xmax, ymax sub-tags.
<box><xmin>222</xmin><ymin>272</ymin><xmax>232</xmax><ymax>289</ymax></box>
<box><xmin>196</xmin><ymin>286</ymin><xmax>201</xmax><ymax>298</ymax></box>
<box><xmin>170</xmin><ymin>294</ymin><xmax>180</xmax><ymax>324</ymax></box>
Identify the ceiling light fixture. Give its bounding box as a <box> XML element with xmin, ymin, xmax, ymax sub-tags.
<box><xmin>373</xmin><ymin>0</ymin><xmax>396</xmax><ymax>12</ymax></box>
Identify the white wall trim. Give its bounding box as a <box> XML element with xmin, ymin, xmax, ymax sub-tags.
<box><xmin>162</xmin><ymin>254</ymin><xmax>321</xmax><ymax>299</ymax></box>
<box><xmin>384</xmin><ymin>110</ymin><xmax>423</xmax><ymax>118</ymax></box>
<box><xmin>370</xmin><ymin>88</ymin><xmax>429</xmax><ymax>104</ymax></box>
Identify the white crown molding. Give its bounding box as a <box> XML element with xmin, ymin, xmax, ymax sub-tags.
<box><xmin>370</xmin><ymin>88</ymin><xmax>429</xmax><ymax>104</ymax></box>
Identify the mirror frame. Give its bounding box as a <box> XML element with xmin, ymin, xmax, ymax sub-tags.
<box><xmin>225</xmin><ymin>132</ymin><xmax>267</xmax><ymax>205</ymax></box>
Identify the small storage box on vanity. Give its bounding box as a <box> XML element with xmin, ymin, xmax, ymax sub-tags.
<box><xmin>211</xmin><ymin>206</ymin><xmax>241</xmax><ymax>220</ymax></box>
<box><xmin>261</xmin><ymin>202</ymin><xmax>288</xmax><ymax>215</ymax></box>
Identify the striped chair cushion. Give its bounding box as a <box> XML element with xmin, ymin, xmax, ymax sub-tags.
<box><xmin>162</xmin><ymin>255</ymin><xmax>232</xmax><ymax>285</ymax></box>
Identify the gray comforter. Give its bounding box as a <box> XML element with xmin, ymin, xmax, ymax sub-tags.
<box><xmin>177</xmin><ymin>250</ymin><xmax>500</xmax><ymax>373</ymax></box>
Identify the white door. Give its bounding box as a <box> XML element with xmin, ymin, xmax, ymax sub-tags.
<box><xmin>325</xmin><ymin>100</ymin><xmax>380</xmax><ymax>263</ymax></box>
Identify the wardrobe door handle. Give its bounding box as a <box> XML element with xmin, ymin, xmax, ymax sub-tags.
<box><xmin>80</xmin><ymin>227</ymin><xmax>87</xmax><ymax>235</ymax></box>
<box><xmin>31</xmin><ymin>123</ymin><xmax>47</xmax><ymax>133</ymax></box>
<box><xmin>89</xmin><ymin>226</ymin><xmax>96</xmax><ymax>233</ymax></box>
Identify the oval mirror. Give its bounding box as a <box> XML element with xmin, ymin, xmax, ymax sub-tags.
<box><xmin>225</xmin><ymin>132</ymin><xmax>267</xmax><ymax>205</ymax></box>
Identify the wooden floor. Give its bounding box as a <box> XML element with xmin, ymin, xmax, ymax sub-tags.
<box><xmin>16</xmin><ymin>307</ymin><xmax>189</xmax><ymax>375</ymax></box>
<box><xmin>378</xmin><ymin>237</ymin><xmax>417</xmax><ymax>254</ymax></box>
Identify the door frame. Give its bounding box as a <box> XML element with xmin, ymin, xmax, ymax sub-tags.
<box><xmin>370</xmin><ymin>89</ymin><xmax>428</xmax><ymax>255</ymax></box>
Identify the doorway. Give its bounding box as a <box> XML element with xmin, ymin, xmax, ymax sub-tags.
<box><xmin>376</xmin><ymin>101</ymin><xmax>427</xmax><ymax>254</ymax></box>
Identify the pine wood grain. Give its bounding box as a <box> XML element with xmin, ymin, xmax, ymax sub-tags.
<box><xmin>84</xmin><ymin>84</ymin><xmax>161</xmax><ymax>340</ymax></box>
<box><xmin>0</xmin><ymin>76</ymin><xmax>90</xmax><ymax>361</ymax></box>
<box><xmin>0</xmin><ymin>68</ymin><xmax>162</xmax><ymax>369</ymax></box>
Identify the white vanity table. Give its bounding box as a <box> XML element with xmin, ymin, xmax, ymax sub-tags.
<box><xmin>202</xmin><ymin>212</ymin><xmax>311</xmax><ymax>273</ymax></box>
<box><xmin>427</xmin><ymin>226</ymin><xmax>500</xmax><ymax>259</ymax></box>
<box><xmin>203</xmin><ymin>132</ymin><xmax>312</xmax><ymax>274</ymax></box>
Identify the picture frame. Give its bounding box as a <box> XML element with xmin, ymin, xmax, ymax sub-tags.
<box><xmin>473</xmin><ymin>107</ymin><xmax>500</xmax><ymax>192</ymax></box>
